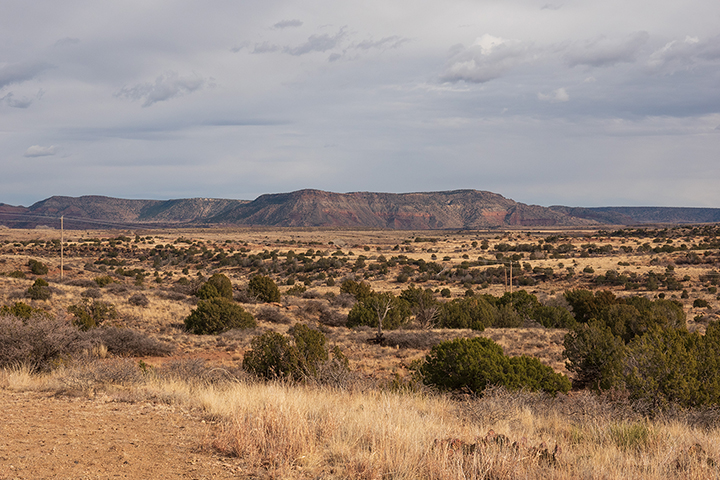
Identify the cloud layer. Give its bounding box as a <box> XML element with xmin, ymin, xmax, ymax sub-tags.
<box><xmin>0</xmin><ymin>1</ymin><xmax>719</xmax><ymax>208</ymax></box>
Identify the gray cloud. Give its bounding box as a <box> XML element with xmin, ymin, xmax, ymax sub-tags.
<box><xmin>115</xmin><ymin>72</ymin><xmax>205</xmax><ymax>107</ymax></box>
<box><xmin>441</xmin><ymin>34</ymin><xmax>531</xmax><ymax>83</ymax></box>
<box><xmin>538</xmin><ymin>87</ymin><xmax>569</xmax><ymax>102</ymax></box>
<box><xmin>24</xmin><ymin>145</ymin><xmax>56</xmax><ymax>157</ymax></box>
<box><xmin>565</xmin><ymin>31</ymin><xmax>650</xmax><ymax>67</ymax></box>
<box><xmin>252</xmin><ymin>41</ymin><xmax>281</xmax><ymax>54</ymax></box>
<box><xmin>0</xmin><ymin>62</ymin><xmax>53</xmax><ymax>89</ymax></box>
<box><xmin>273</xmin><ymin>19</ymin><xmax>303</xmax><ymax>29</ymax></box>
<box><xmin>283</xmin><ymin>27</ymin><xmax>346</xmax><ymax>56</ymax></box>
<box><xmin>354</xmin><ymin>36</ymin><xmax>408</xmax><ymax>51</ymax></box>
<box><xmin>647</xmin><ymin>35</ymin><xmax>720</xmax><ymax>72</ymax></box>
<box><xmin>2</xmin><ymin>92</ymin><xmax>32</xmax><ymax>108</ymax></box>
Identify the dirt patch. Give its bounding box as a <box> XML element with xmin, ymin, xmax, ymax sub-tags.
<box><xmin>0</xmin><ymin>389</ymin><xmax>241</xmax><ymax>479</ymax></box>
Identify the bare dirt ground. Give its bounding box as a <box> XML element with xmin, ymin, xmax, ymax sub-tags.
<box><xmin>0</xmin><ymin>389</ymin><xmax>241</xmax><ymax>480</ymax></box>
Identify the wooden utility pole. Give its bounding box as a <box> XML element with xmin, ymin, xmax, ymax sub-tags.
<box><xmin>504</xmin><ymin>264</ymin><xmax>508</xmax><ymax>293</ymax></box>
<box><xmin>60</xmin><ymin>216</ymin><xmax>64</xmax><ymax>279</ymax></box>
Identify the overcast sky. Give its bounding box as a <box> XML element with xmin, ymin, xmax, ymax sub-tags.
<box><xmin>2</xmin><ymin>1</ymin><xmax>720</xmax><ymax>208</ymax></box>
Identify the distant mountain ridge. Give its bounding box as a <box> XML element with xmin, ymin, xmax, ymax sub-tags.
<box><xmin>0</xmin><ymin>189</ymin><xmax>718</xmax><ymax>229</ymax></box>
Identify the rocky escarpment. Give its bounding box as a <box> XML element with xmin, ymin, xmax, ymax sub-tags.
<box><xmin>2</xmin><ymin>189</ymin><xmax>718</xmax><ymax>229</ymax></box>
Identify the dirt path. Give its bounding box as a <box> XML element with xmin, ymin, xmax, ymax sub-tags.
<box><xmin>0</xmin><ymin>389</ymin><xmax>242</xmax><ymax>479</ymax></box>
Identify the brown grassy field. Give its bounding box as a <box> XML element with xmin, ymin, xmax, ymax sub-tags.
<box><xmin>2</xmin><ymin>225</ymin><xmax>720</xmax><ymax>478</ymax></box>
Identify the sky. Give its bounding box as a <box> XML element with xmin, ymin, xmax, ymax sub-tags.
<box><xmin>2</xmin><ymin>0</ymin><xmax>720</xmax><ymax>208</ymax></box>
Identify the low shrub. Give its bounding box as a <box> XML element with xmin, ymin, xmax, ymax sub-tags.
<box><xmin>28</xmin><ymin>259</ymin><xmax>49</xmax><ymax>275</ymax></box>
<box><xmin>157</xmin><ymin>358</ymin><xmax>244</xmax><ymax>385</ymax></box>
<box><xmin>437</xmin><ymin>296</ymin><xmax>495</xmax><ymax>330</ymax></box>
<box><xmin>94</xmin><ymin>327</ymin><xmax>173</xmax><ymax>356</ymax></box>
<box><xmin>346</xmin><ymin>292</ymin><xmax>411</xmax><ymax>331</ymax></box>
<box><xmin>106</xmin><ymin>283</ymin><xmax>129</xmax><ymax>294</ymax></box>
<box><xmin>243</xmin><ymin>331</ymin><xmax>300</xmax><ymax>379</ymax></box>
<box><xmin>248</xmin><ymin>275</ymin><xmax>281</xmax><ymax>303</ymax></box>
<box><xmin>328</xmin><ymin>293</ymin><xmax>356</xmax><ymax>308</ymax></box>
<box><xmin>243</xmin><ymin>324</ymin><xmax>346</xmax><ymax>381</ymax></box>
<box><xmin>256</xmin><ymin>305</ymin><xmax>292</xmax><ymax>324</ymax></box>
<box><xmin>419</xmin><ymin>337</ymin><xmax>570</xmax><ymax>395</ymax></box>
<box><xmin>318</xmin><ymin>305</ymin><xmax>347</xmax><ymax>327</ymax></box>
<box><xmin>81</xmin><ymin>288</ymin><xmax>102</xmax><ymax>298</ymax></box>
<box><xmin>197</xmin><ymin>273</ymin><xmax>233</xmax><ymax>300</ymax></box>
<box><xmin>285</xmin><ymin>284</ymin><xmax>307</xmax><ymax>296</ymax></box>
<box><xmin>694</xmin><ymin>299</ymin><xmax>710</xmax><ymax>308</ymax></box>
<box><xmin>67</xmin><ymin>299</ymin><xmax>119</xmax><ymax>331</ymax></box>
<box><xmin>27</xmin><ymin>278</ymin><xmax>52</xmax><ymax>300</ymax></box>
<box><xmin>340</xmin><ymin>279</ymin><xmax>373</xmax><ymax>302</ymax></box>
<box><xmin>0</xmin><ymin>302</ymin><xmax>49</xmax><ymax>320</ymax></box>
<box><xmin>94</xmin><ymin>275</ymin><xmax>113</xmax><ymax>287</ymax></box>
<box><xmin>0</xmin><ymin>314</ymin><xmax>92</xmax><ymax>372</ymax></box>
<box><xmin>128</xmin><ymin>293</ymin><xmax>149</xmax><ymax>307</ymax></box>
<box><xmin>66</xmin><ymin>279</ymin><xmax>98</xmax><ymax>288</ymax></box>
<box><xmin>184</xmin><ymin>297</ymin><xmax>256</xmax><ymax>334</ymax></box>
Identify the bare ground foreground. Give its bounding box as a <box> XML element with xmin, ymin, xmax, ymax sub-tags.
<box><xmin>0</xmin><ymin>389</ymin><xmax>239</xmax><ymax>479</ymax></box>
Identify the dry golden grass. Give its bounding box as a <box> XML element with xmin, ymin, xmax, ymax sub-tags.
<box><xmin>4</xmin><ymin>362</ymin><xmax>720</xmax><ymax>479</ymax></box>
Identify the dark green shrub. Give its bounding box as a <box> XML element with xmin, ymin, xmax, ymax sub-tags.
<box><xmin>493</xmin><ymin>304</ymin><xmax>523</xmax><ymax>328</ymax></box>
<box><xmin>27</xmin><ymin>278</ymin><xmax>52</xmax><ymax>300</ymax></box>
<box><xmin>564</xmin><ymin>289</ymin><xmax>617</xmax><ymax>323</ymax></box>
<box><xmin>625</xmin><ymin>326</ymin><xmax>700</xmax><ymax>409</ymax></box>
<box><xmin>67</xmin><ymin>299</ymin><xmax>118</xmax><ymax>331</ymax></box>
<box><xmin>340</xmin><ymin>279</ymin><xmax>373</xmax><ymax>302</ymax></box>
<box><xmin>285</xmin><ymin>284</ymin><xmax>307</xmax><ymax>296</ymax></box>
<box><xmin>505</xmin><ymin>355</ymin><xmax>572</xmax><ymax>394</ymax></box>
<box><xmin>346</xmin><ymin>292</ymin><xmax>412</xmax><ymax>331</ymax></box>
<box><xmin>563</xmin><ymin>319</ymin><xmax>626</xmax><ymax>391</ymax></box>
<box><xmin>0</xmin><ymin>302</ymin><xmax>48</xmax><ymax>320</ymax></box>
<box><xmin>497</xmin><ymin>290</ymin><xmax>540</xmax><ymax>319</ymax></box>
<box><xmin>693</xmin><ymin>298</ymin><xmax>710</xmax><ymax>308</ymax></box>
<box><xmin>196</xmin><ymin>282</ymin><xmax>220</xmax><ymax>300</ymax></box>
<box><xmin>8</xmin><ymin>270</ymin><xmax>26</xmax><ymax>279</ymax></box>
<box><xmin>289</xmin><ymin>323</ymin><xmax>328</xmax><ymax>376</ymax></box>
<box><xmin>27</xmin><ymin>259</ymin><xmax>49</xmax><ymax>275</ymax></box>
<box><xmin>400</xmin><ymin>286</ymin><xmax>440</xmax><ymax>329</ymax></box>
<box><xmin>243</xmin><ymin>331</ymin><xmax>300</xmax><ymax>379</ymax></box>
<box><xmin>440</xmin><ymin>288</ymin><xmax>451</xmax><ymax>298</ymax></box>
<box><xmin>419</xmin><ymin>337</ymin><xmax>569</xmax><ymax>395</ymax></box>
<box><xmin>184</xmin><ymin>297</ymin><xmax>256</xmax><ymax>334</ymax></box>
<box><xmin>532</xmin><ymin>305</ymin><xmax>577</xmax><ymax>329</ymax></box>
<box><xmin>437</xmin><ymin>296</ymin><xmax>496</xmax><ymax>330</ymax></box>
<box><xmin>248</xmin><ymin>275</ymin><xmax>281</xmax><ymax>303</ymax></box>
<box><xmin>94</xmin><ymin>275</ymin><xmax>113</xmax><ymax>287</ymax></box>
<box><xmin>197</xmin><ymin>273</ymin><xmax>233</xmax><ymax>300</ymax></box>
<box><xmin>243</xmin><ymin>324</ymin><xmax>344</xmax><ymax>381</ymax></box>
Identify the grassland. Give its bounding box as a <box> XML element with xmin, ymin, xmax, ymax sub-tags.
<box><xmin>2</xmin><ymin>224</ymin><xmax>720</xmax><ymax>478</ymax></box>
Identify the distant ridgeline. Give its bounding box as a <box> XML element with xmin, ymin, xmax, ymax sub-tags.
<box><xmin>1</xmin><ymin>190</ymin><xmax>719</xmax><ymax>229</ymax></box>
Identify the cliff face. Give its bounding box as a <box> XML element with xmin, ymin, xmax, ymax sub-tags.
<box><xmin>1</xmin><ymin>189</ymin><xmax>717</xmax><ymax>230</ymax></box>
<box><xmin>206</xmin><ymin>190</ymin><xmax>594</xmax><ymax>228</ymax></box>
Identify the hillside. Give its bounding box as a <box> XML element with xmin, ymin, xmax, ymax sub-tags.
<box><xmin>1</xmin><ymin>189</ymin><xmax>719</xmax><ymax>229</ymax></box>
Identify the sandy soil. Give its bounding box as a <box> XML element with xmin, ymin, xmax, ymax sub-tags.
<box><xmin>0</xmin><ymin>389</ymin><xmax>240</xmax><ymax>480</ymax></box>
